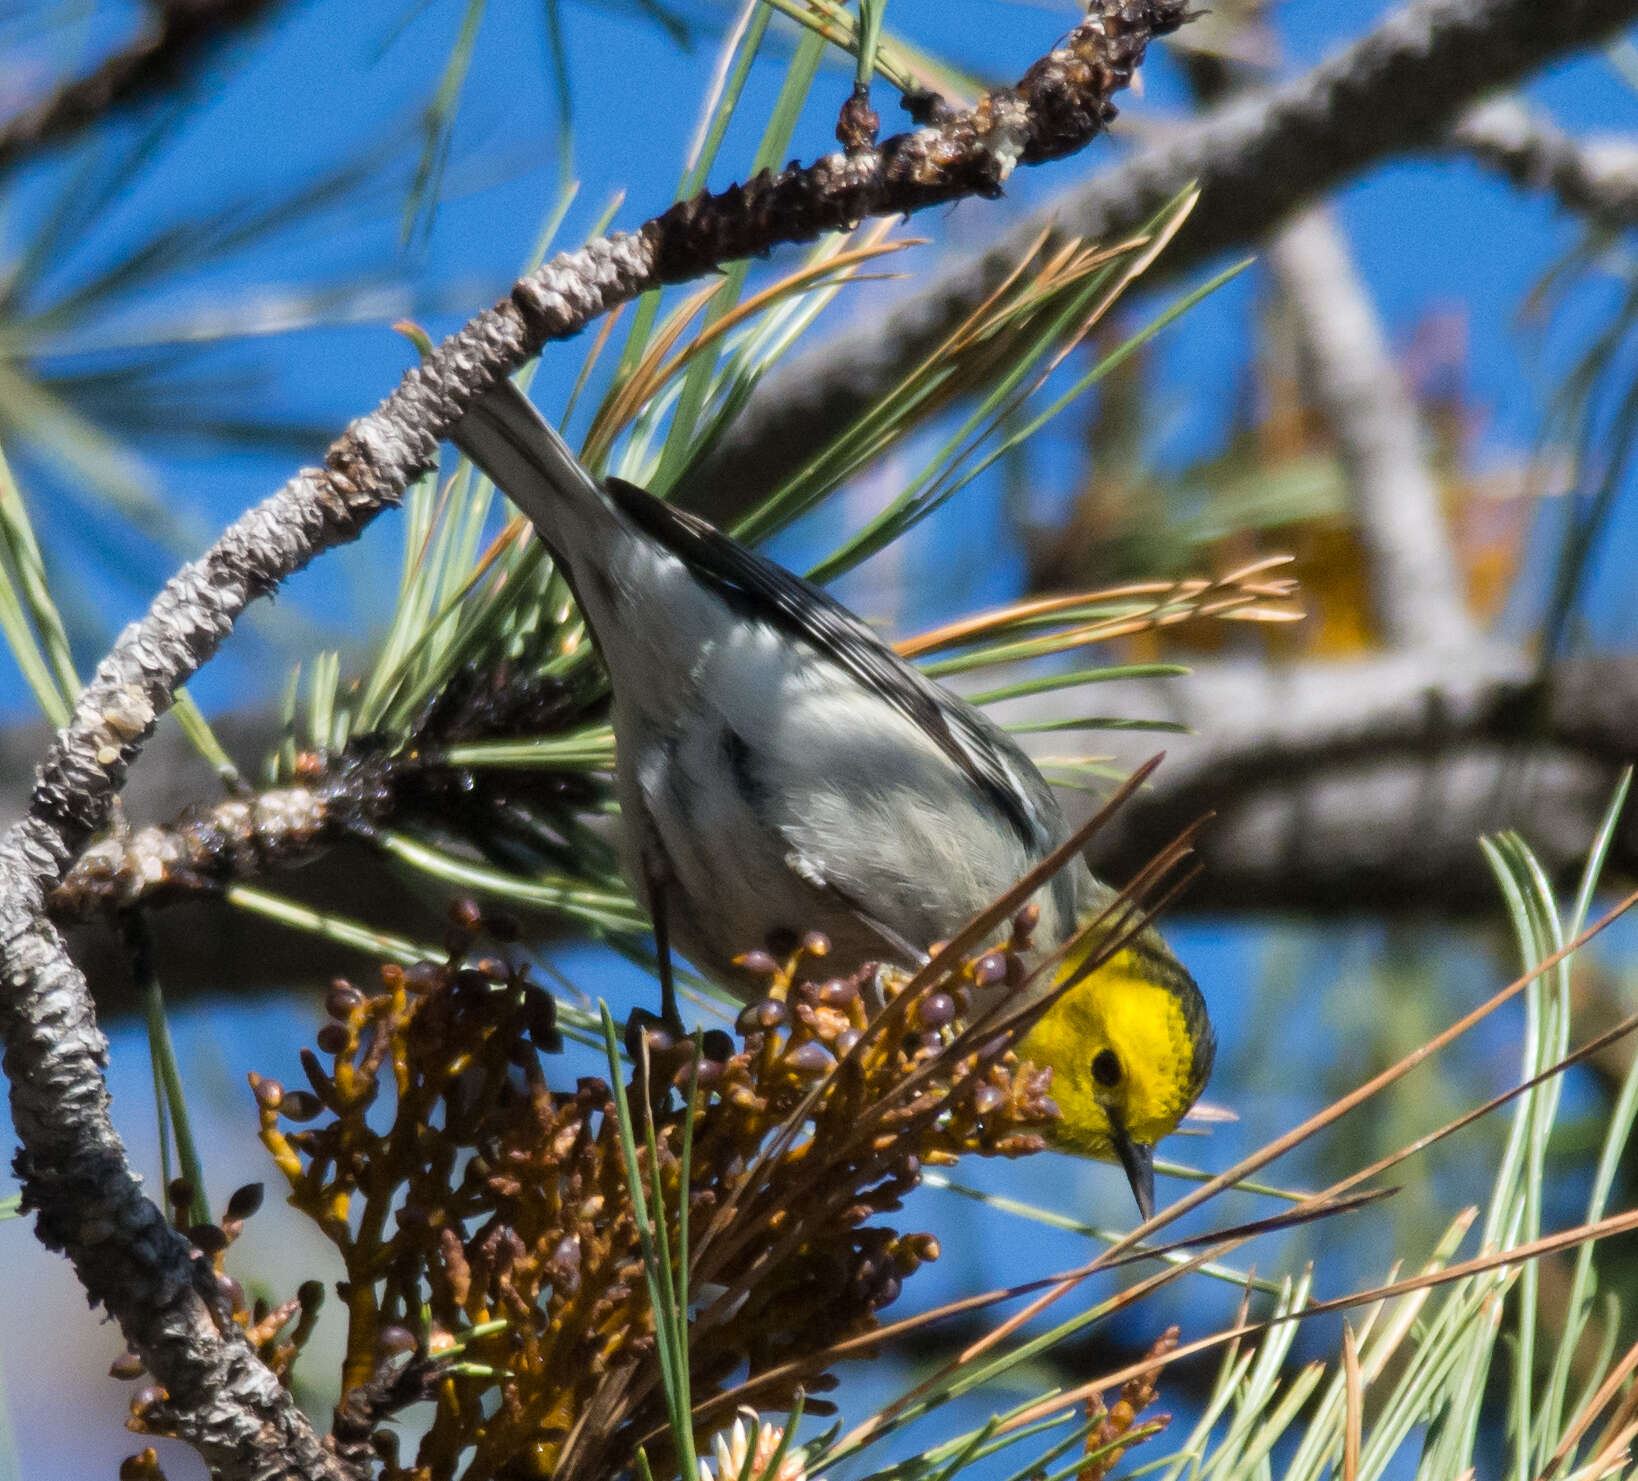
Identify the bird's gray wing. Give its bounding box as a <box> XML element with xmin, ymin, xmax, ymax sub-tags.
<box><xmin>603</xmin><ymin>476</ymin><xmax>1064</xmax><ymax>856</ymax></box>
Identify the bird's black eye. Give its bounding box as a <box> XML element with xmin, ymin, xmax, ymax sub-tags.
<box><xmin>1091</xmin><ymin>1049</ymin><xmax>1122</xmax><ymax>1088</ymax></box>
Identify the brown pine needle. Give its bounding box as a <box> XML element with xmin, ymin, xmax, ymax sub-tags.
<box><xmin>725</xmin><ymin>1186</ymin><xmax>1389</xmax><ymax>1453</ymax></box>
<box><xmin>643</xmin><ymin>230</ymin><xmax>917</xmax><ymax>402</ymax></box>
<box><xmin>897</xmin><ymin>559</ymin><xmax>1299</xmax><ymax>658</ymax></box>
<box><xmin>1001</xmin><ymin>1200</ymin><xmax>1638</xmax><ymax>1438</ymax></box>
<box><xmin>1327</xmin><ymin>1009</ymin><xmax>1638</xmax><ymax>1204</ymax></box>
<box><xmin>939</xmin><ymin>229</ymin><xmax>1073</xmax><ymax>361</ymax></box>
<box><xmin>1038</xmin><ymin>186</ymin><xmax>1199</xmax><ymax>383</ymax></box>
<box><xmin>583</xmin><ymin>227</ymin><xmax>916</xmax><ymax>467</ymax></box>
<box><xmin>586</xmin><ymin>279</ymin><xmax>725</xmax><ymax>460</ymax></box>
<box><xmin>562</xmin><ymin>302</ymin><xmax>627</xmax><ymax>429</ymax></box>
<box><xmin>816</xmin><ymin>886</ymin><xmax>1638</xmax><ymax>1462</ymax></box>
<box><xmin>1576</xmin><ymin>1419</ymin><xmax>1638</xmax><ymax>1481</ymax></box>
<box><xmin>1588</xmin><ymin>1404</ymin><xmax>1638</xmax><ymax>1475</ymax></box>
<box><xmin>898</xmin><ymin>580</ymin><xmax>1205</xmax><ymax>656</ymax></box>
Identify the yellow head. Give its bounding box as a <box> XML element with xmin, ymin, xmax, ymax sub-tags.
<box><xmin>1017</xmin><ymin>932</ymin><xmax>1215</xmax><ymax>1219</ymax></box>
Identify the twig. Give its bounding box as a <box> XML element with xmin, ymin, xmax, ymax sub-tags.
<box><xmin>0</xmin><ymin>4</ymin><xmax>1190</xmax><ymax>1475</ymax></box>
<box><xmin>1454</xmin><ymin>96</ymin><xmax>1638</xmax><ymax>230</ymax></box>
<box><xmin>49</xmin><ymin>757</ymin><xmax>398</xmax><ymax>921</ymax></box>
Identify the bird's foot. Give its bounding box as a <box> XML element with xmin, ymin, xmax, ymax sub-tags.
<box><xmin>624</xmin><ymin>1004</ymin><xmax>686</xmax><ymax>1061</ymax></box>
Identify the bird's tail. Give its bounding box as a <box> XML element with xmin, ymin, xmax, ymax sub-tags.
<box><xmin>451</xmin><ymin>378</ymin><xmax>611</xmax><ymax>548</ymax></box>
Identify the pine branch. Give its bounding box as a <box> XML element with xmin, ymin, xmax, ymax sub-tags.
<box><xmin>0</xmin><ymin>5</ymin><xmax>1191</xmax><ymax>1474</ymax></box>
<box><xmin>1454</xmin><ymin>96</ymin><xmax>1638</xmax><ymax>228</ymax></box>
<box><xmin>49</xmin><ymin>760</ymin><xmax>399</xmax><ymax>921</ymax></box>
<box><xmin>1270</xmin><ymin>211</ymin><xmax>1475</xmax><ymax>650</ymax></box>
<box><xmin>1054</xmin><ymin>648</ymin><xmax>1638</xmax><ymax>911</ymax></box>
<box><xmin>688</xmin><ymin>0</ymin><xmax>1638</xmax><ymax>525</ymax></box>
<box><xmin>35</xmin><ymin>641</ymin><xmax>1638</xmax><ymax>976</ymax></box>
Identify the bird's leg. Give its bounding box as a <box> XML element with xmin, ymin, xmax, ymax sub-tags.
<box><xmin>651</xmin><ymin>870</ymin><xmax>685</xmax><ymax>1038</ymax></box>
<box><xmin>625</xmin><ymin>853</ymin><xmax>688</xmax><ymax>1060</ymax></box>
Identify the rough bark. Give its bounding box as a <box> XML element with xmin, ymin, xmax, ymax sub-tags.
<box><xmin>1456</xmin><ymin>96</ymin><xmax>1638</xmax><ymax>229</ymax></box>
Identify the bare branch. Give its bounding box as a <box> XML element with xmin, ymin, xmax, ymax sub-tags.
<box><xmin>1269</xmin><ymin>208</ymin><xmax>1476</xmax><ymax>649</ymax></box>
<box><xmin>48</xmin><ymin>764</ymin><xmax>397</xmax><ymax>921</ymax></box>
<box><xmin>691</xmin><ymin>0</ymin><xmax>1638</xmax><ymax>524</ymax></box>
<box><xmin>0</xmin><ymin>5</ymin><xmax>1189</xmax><ymax>1472</ymax></box>
<box><xmin>1454</xmin><ymin>95</ymin><xmax>1638</xmax><ymax>228</ymax></box>
<box><xmin>1043</xmin><ymin>647</ymin><xmax>1638</xmax><ymax>910</ymax></box>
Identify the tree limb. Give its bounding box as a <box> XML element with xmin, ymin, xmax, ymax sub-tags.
<box><xmin>1269</xmin><ymin>208</ymin><xmax>1476</xmax><ymax>650</ymax></box>
<box><xmin>0</xmin><ymin>4</ymin><xmax>1189</xmax><ymax>1472</ymax></box>
<box><xmin>1454</xmin><ymin>96</ymin><xmax>1638</xmax><ymax>228</ymax></box>
<box><xmin>1052</xmin><ymin>647</ymin><xmax>1638</xmax><ymax>910</ymax></box>
<box><xmin>688</xmin><ymin>0</ymin><xmax>1638</xmax><ymax>524</ymax></box>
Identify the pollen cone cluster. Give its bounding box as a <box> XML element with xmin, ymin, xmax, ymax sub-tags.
<box><xmin>230</xmin><ymin>903</ymin><xmax>1058</xmax><ymax>1481</ymax></box>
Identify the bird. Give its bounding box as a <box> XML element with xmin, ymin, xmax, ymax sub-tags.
<box><xmin>451</xmin><ymin>378</ymin><xmax>1215</xmax><ymax>1218</ymax></box>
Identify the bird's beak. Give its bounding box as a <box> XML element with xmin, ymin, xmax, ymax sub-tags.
<box><xmin>1111</xmin><ymin>1116</ymin><xmax>1155</xmax><ymax>1222</ymax></box>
